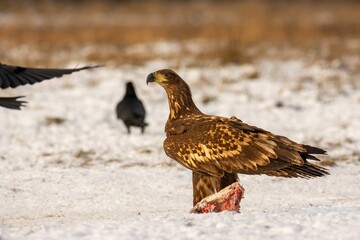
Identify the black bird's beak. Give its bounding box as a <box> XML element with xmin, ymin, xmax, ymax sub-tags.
<box><xmin>146</xmin><ymin>73</ymin><xmax>155</xmax><ymax>85</ymax></box>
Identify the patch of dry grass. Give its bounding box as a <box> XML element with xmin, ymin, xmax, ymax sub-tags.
<box><xmin>0</xmin><ymin>1</ymin><xmax>359</xmax><ymax>66</ymax></box>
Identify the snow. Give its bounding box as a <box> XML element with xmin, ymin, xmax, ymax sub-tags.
<box><xmin>1</xmin><ymin>58</ymin><xmax>360</xmax><ymax>239</ymax></box>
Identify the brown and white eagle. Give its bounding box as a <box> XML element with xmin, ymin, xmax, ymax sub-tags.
<box><xmin>147</xmin><ymin>69</ymin><xmax>329</xmax><ymax>211</ymax></box>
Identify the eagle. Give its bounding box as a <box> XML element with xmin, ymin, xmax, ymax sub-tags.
<box><xmin>147</xmin><ymin>69</ymin><xmax>329</xmax><ymax>206</ymax></box>
<box><xmin>0</xmin><ymin>63</ymin><xmax>103</xmax><ymax>110</ymax></box>
<box><xmin>116</xmin><ymin>81</ymin><xmax>148</xmax><ymax>134</ymax></box>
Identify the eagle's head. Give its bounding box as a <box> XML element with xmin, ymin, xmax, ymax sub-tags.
<box><xmin>146</xmin><ymin>69</ymin><xmax>202</xmax><ymax>119</ymax></box>
<box><xmin>146</xmin><ymin>69</ymin><xmax>182</xmax><ymax>87</ymax></box>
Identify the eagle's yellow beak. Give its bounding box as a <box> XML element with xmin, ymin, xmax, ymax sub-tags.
<box><xmin>146</xmin><ymin>72</ymin><xmax>168</xmax><ymax>85</ymax></box>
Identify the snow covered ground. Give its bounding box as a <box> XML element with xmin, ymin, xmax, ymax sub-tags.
<box><xmin>1</xmin><ymin>58</ymin><xmax>359</xmax><ymax>239</ymax></box>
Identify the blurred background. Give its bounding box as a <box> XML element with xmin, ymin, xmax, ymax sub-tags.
<box><xmin>0</xmin><ymin>0</ymin><xmax>359</xmax><ymax>69</ymax></box>
<box><xmin>0</xmin><ymin>0</ymin><xmax>359</xmax><ymax>166</ymax></box>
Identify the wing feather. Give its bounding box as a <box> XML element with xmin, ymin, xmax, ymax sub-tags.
<box><xmin>165</xmin><ymin>116</ymin><xmax>285</xmax><ymax>176</ymax></box>
<box><xmin>0</xmin><ymin>63</ymin><xmax>103</xmax><ymax>89</ymax></box>
<box><xmin>164</xmin><ymin>115</ymin><xmax>325</xmax><ymax>178</ymax></box>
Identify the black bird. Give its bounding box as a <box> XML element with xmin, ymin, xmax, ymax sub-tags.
<box><xmin>116</xmin><ymin>81</ymin><xmax>148</xmax><ymax>134</ymax></box>
<box><xmin>0</xmin><ymin>62</ymin><xmax>103</xmax><ymax>110</ymax></box>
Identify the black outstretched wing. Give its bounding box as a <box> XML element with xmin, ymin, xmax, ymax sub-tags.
<box><xmin>0</xmin><ymin>96</ymin><xmax>27</xmax><ymax>110</ymax></box>
<box><xmin>0</xmin><ymin>63</ymin><xmax>104</xmax><ymax>89</ymax></box>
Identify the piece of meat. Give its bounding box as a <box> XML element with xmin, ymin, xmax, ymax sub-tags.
<box><xmin>190</xmin><ymin>182</ymin><xmax>244</xmax><ymax>214</ymax></box>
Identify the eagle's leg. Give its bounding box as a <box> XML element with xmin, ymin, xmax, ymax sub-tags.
<box><xmin>192</xmin><ymin>172</ymin><xmax>237</xmax><ymax>205</ymax></box>
<box><xmin>192</xmin><ymin>172</ymin><xmax>221</xmax><ymax>206</ymax></box>
<box><xmin>192</xmin><ymin>172</ymin><xmax>240</xmax><ymax>205</ymax></box>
